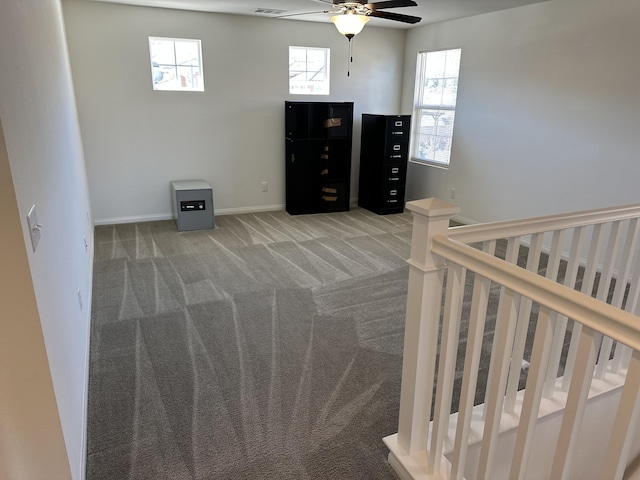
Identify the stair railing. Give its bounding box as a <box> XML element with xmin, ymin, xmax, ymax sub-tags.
<box><xmin>385</xmin><ymin>198</ymin><xmax>640</xmax><ymax>480</ymax></box>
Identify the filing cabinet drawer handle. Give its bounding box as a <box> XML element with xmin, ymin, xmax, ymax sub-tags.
<box><xmin>395</xmin><ymin>121</ymin><xmax>403</xmax><ymax>127</ymax></box>
<box><xmin>393</xmin><ymin>145</ymin><xmax>401</xmax><ymax>151</ymax></box>
<box><xmin>389</xmin><ymin>177</ymin><xmax>400</xmax><ymax>181</ymax></box>
<box><xmin>392</xmin><ymin>131</ymin><xmax>403</xmax><ymax>135</ymax></box>
<box><xmin>391</xmin><ymin>167</ymin><xmax>399</xmax><ymax>173</ymax></box>
<box><xmin>390</xmin><ymin>190</ymin><xmax>398</xmax><ymax>196</ymax></box>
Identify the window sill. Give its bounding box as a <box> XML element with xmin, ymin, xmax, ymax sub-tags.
<box><xmin>409</xmin><ymin>158</ymin><xmax>450</xmax><ymax>170</ymax></box>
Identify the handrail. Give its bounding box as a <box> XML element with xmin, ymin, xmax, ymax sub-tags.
<box><xmin>448</xmin><ymin>203</ymin><xmax>640</xmax><ymax>245</ymax></box>
<box><xmin>431</xmin><ymin>234</ymin><xmax>640</xmax><ymax>352</ymax></box>
<box><xmin>389</xmin><ymin>199</ymin><xmax>640</xmax><ymax>480</ymax></box>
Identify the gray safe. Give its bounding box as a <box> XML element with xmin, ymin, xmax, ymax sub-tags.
<box><xmin>171</xmin><ymin>180</ymin><xmax>214</xmax><ymax>231</ymax></box>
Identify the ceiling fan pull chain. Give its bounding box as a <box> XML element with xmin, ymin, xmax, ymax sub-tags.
<box><xmin>351</xmin><ymin>36</ymin><xmax>354</xmax><ymax>64</ymax></box>
<box><xmin>347</xmin><ymin>38</ymin><xmax>351</xmax><ymax>76</ymax></box>
<box><xmin>347</xmin><ymin>37</ymin><xmax>355</xmax><ymax>77</ymax></box>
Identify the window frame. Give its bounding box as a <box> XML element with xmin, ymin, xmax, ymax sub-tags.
<box><xmin>288</xmin><ymin>46</ymin><xmax>330</xmax><ymax>96</ymax></box>
<box><xmin>149</xmin><ymin>36</ymin><xmax>204</xmax><ymax>92</ymax></box>
<box><xmin>410</xmin><ymin>48</ymin><xmax>462</xmax><ymax>168</ymax></box>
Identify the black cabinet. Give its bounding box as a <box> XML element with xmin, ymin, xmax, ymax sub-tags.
<box><xmin>358</xmin><ymin>114</ymin><xmax>411</xmax><ymax>215</ymax></box>
<box><xmin>285</xmin><ymin>101</ymin><xmax>353</xmax><ymax>215</ymax></box>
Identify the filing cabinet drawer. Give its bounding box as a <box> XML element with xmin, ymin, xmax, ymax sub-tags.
<box><xmin>382</xmin><ymin>187</ymin><xmax>405</xmax><ymax>208</ymax></box>
<box><xmin>383</xmin><ymin>186</ymin><xmax>404</xmax><ymax>198</ymax></box>
<box><xmin>385</xmin><ymin>142</ymin><xmax>409</xmax><ymax>163</ymax></box>
<box><xmin>385</xmin><ymin>117</ymin><xmax>410</xmax><ymax>143</ymax></box>
<box><xmin>383</xmin><ymin>164</ymin><xmax>407</xmax><ymax>185</ymax></box>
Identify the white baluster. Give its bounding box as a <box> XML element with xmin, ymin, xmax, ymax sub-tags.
<box><xmin>450</xmin><ymin>242</ymin><xmax>492</xmax><ymax>480</ymax></box>
<box><xmin>484</xmin><ymin>236</ymin><xmax>521</xmax><ymax>412</ymax></box>
<box><xmin>505</xmin><ymin>233</ymin><xmax>543</xmax><ymax>412</ymax></box>
<box><xmin>596</xmin><ymin>221</ymin><xmax>623</xmax><ymax>378</ymax></box>
<box><xmin>550</xmin><ymin>326</ymin><xmax>600</xmax><ymax>479</ymax></box>
<box><xmin>601</xmin><ymin>349</ymin><xmax>640</xmax><ymax>480</ymax></box>
<box><xmin>510</xmin><ymin>305</ymin><xmax>554</xmax><ymax>480</ymax></box>
<box><xmin>615</xmin><ymin>242</ymin><xmax>640</xmax><ymax>371</ymax></box>
<box><xmin>563</xmin><ymin>223</ymin><xmax>605</xmax><ymax>391</ymax></box>
<box><xmin>476</xmin><ymin>286</ymin><xmax>519</xmax><ymax>480</ymax></box>
<box><xmin>607</xmin><ymin>218</ymin><xmax>640</xmax><ymax>374</ymax></box>
<box><xmin>535</xmin><ymin>229</ymin><xmax>566</xmax><ymax>398</ymax></box>
<box><xmin>396</xmin><ymin>198</ymin><xmax>459</xmax><ymax>459</ymax></box>
<box><xmin>545</xmin><ymin>227</ymin><xmax>585</xmax><ymax>397</ymax></box>
<box><xmin>429</xmin><ymin>263</ymin><xmax>465</xmax><ymax>473</ymax></box>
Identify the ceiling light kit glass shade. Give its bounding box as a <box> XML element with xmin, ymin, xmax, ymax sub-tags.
<box><xmin>331</xmin><ymin>11</ymin><xmax>370</xmax><ymax>77</ymax></box>
<box><xmin>331</xmin><ymin>13</ymin><xmax>370</xmax><ymax>39</ymax></box>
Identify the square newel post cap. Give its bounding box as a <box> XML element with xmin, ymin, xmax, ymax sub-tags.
<box><xmin>406</xmin><ymin>198</ymin><xmax>460</xmax><ymax>220</ymax></box>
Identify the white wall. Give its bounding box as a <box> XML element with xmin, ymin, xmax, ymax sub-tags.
<box><xmin>0</xmin><ymin>1</ymin><xmax>94</xmax><ymax>479</ymax></box>
<box><xmin>402</xmin><ymin>0</ymin><xmax>640</xmax><ymax>224</ymax></box>
<box><xmin>0</xmin><ymin>122</ymin><xmax>72</xmax><ymax>480</ymax></box>
<box><xmin>62</xmin><ymin>0</ymin><xmax>406</xmax><ymax>224</ymax></box>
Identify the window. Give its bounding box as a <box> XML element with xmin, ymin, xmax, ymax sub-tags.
<box><xmin>289</xmin><ymin>46</ymin><xmax>330</xmax><ymax>95</ymax></box>
<box><xmin>149</xmin><ymin>37</ymin><xmax>204</xmax><ymax>91</ymax></box>
<box><xmin>411</xmin><ymin>48</ymin><xmax>461</xmax><ymax>167</ymax></box>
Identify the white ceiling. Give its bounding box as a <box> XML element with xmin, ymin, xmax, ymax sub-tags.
<box><xmin>80</xmin><ymin>0</ymin><xmax>550</xmax><ymax>28</ymax></box>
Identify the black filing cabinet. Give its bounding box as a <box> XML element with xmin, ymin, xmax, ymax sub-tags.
<box><xmin>285</xmin><ymin>101</ymin><xmax>353</xmax><ymax>215</ymax></box>
<box><xmin>358</xmin><ymin>114</ymin><xmax>411</xmax><ymax>214</ymax></box>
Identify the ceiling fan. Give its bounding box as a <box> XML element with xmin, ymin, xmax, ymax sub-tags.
<box><xmin>280</xmin><ymin>0</ymin><xmax>421</xmax><ymax>76</ymax></box>
<box><xmin>280</xmin><ymin>0</ymin><xmax>422</xmax><ymax>39</ymax></box>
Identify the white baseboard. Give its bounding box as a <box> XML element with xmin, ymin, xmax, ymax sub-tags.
<box><xmin>79</xmin><ymin>238</ymin><xmax>95</xmax><ymax>480</ymax></box>
<box><xmin>94</xmin><ymin>213</ymin><xmax>174</xmax><ymax>225</ymax></box>
<box><xmin>93</xmin><ymin>204</ymin><xmax>286</xmax><ymax>226</ymax></box>
<box><xmin>215</xmin><ymin>204</ymin><xmax>285</xmax><ymax>216</ymax></box>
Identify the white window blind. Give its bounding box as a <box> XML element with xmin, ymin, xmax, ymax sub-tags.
<box><xmin>411</xmin><ymin>48</ymin><xmax>461</xmax><ymax>167</ymax></box>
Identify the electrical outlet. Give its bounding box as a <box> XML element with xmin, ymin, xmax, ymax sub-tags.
<box><xmin>83</xmin><ymin>236</ymin><xmax>88</xmax><ymax>252</ymax></box>
<box><xmin>261</xmin><ymin>182</ymin><xmax>268</xmax><ymax>192</ymax></box>
<box><xmin>77</xmin><ymin>289</ymin><xmax>83</xmax><ymax>311</ymax></box>
<box><xmin>450</xmin><ymin>188</ymin><xmax>456</xmax><ymax>199</ymax></box>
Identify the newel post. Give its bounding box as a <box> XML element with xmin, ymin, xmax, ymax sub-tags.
<box><xmin>397</xmin><ymin>198</ymin><xmax>460</xmax><ymax>456</ymax></box>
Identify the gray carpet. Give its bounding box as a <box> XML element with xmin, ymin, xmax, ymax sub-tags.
<box><xmin>87</xmin><ymin>209</ymin><xmax>416</xmax><ymax>480</ymax></box>
<box><xmin>87</xmin><ymin>208</ymin><xmax>580</xmax><ymax>479</ymax></box>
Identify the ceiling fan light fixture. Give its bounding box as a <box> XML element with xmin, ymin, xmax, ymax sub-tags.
<box><xmin>331</xmin><ymin>13</ymin><xmax>370</xmax><ymax>38</ymax></box>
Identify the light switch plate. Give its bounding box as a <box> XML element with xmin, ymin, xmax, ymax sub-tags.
<box><xmin>27</xmin><ymin>204</ymin><xmax>41</xmax><ymax>252</ymax></box>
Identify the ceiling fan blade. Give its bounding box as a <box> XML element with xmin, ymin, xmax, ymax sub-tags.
<box><xmin>366</xmin><ymin>0</ymin><xmax>417</xmax><ymax>10</ymax></box>
<box><xmin>276</xmin><ymin>9</ymin><xmax>335</xmax><ymax>18</ymax></box>
<box><xmin>369</xmin><ymin>10</ymin><xmax>421</xmax><ymax>23</ymax></box>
